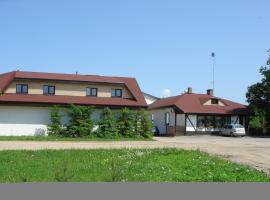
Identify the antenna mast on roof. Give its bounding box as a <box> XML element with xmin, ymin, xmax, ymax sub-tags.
<box><xmin>211</xmin><ymin>52</ymin><xmax>215</xmax><ymax>94</ymax></box>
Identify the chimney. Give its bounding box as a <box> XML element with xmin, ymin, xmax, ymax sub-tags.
<box><xmin>187</xmin><ymin>87</ymin><xmax>192</xmax><ymax>94</ymax></box>
<box><xmin>207</xmin><ymin>89</ymin><xmax>214</xmax><ymax>96</ymax></box>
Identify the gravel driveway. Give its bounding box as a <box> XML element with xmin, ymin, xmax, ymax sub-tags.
<box><xmin>155</xmin><ymin>136</ymin><xmax>270</xmax><ymax>175</ymax></box>
<box><xmin>0</xmin><ymin>135</ymin><xmax>269</xmax><ymax>174</ymax></box>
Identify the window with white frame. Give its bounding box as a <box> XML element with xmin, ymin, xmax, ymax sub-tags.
<box><xmin>151</xmin><ymin>114</ymin><xmax>154</xmax><ymax>122</ymax></box>
<box><xmin>165</xmin><ymin>112</ymin><xmax>170</xmax><ymax>125</ymax></box>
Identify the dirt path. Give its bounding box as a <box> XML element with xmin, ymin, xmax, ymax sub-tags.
<box><xmin>0</xmin><ymin>136</ymin><xmax>269</xmax><ymax>175</ymax></box>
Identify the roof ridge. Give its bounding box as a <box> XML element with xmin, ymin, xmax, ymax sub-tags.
<box><xmin>12</xmin><ymin>70</ymin><xmax>136</xmax><ymax>80</ymax></box>
<box><xmin>148</xmin><ymin>92</ymin><xmax>249</xmax><ymax>115</ymax></box>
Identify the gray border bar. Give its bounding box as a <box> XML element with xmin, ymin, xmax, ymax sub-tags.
<box><xmin>0</xmin><ymin>183</ymin><xmax>270</xmax><ymax>200</ymax></box>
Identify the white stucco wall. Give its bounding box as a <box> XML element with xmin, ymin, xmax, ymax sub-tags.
<box><xmin>176</xmin><ymin>114</ymin><xmax>185</xmax><ymax>126</ymax></box>
<box><xmin>0</xmin><ymin>106</ymin><xmax>51</xmax><ymax>136</ymax></box>
<box><xmin>0</xmin><ymin>106</ymin><xmax>104</xmax><ymax>136</ymax></box>
<box><xmin>148</xmin><ymin>107</ymin><xmax>175</xmax><ymax>135</ymax></box>
<box><xmin>186</xmin><ymin>115</ymin><xmax>197</xmax><ymax>132</ymax></box>
<box><xmin>231</xmin><ymin>116</ymin><xmax>239</xmax><ymax>124</ymax></box>
<box><xmin>92</xmin><ymin>109</ymin><xmax>102</xmax><ymax>122</ymax></box>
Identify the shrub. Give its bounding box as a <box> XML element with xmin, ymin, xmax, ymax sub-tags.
<box><xmin>48</xmin><ymin>106</ymin><xmax>64</xmax><ymax>137</ymax></box>
<box><xmin>117</xmin><ymin>108</ymin><xmax>135</xmax><ymax>137</ymax></box>
<box><xmin>97</xmin><ymin>107</ymin><xmax>118</xmax><ymax>138</ymax></box>
<box><xmin>134</xmin><ymin>109</ymin><xmax>153</xmax><ymax>138</ymax></box>
<box><xmin>47</xmin><ymin>105</ymin><xmax>153</xmax><ymax>139</ymax></box>
<box><xmin>66</xmin><ymin>104</ymin><xmax>94</xmax><ymax>137</ymax></box>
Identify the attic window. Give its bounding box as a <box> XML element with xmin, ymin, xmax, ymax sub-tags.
<box><xmin>211</xmin><ymin>98</ymin><xmax>219</xmax><ymax>105</ymax></box>
<box><xmin>86</xmin><ymin>87</ymin><xmax>97</xmax><ymax>97</ymax></box>
<box><xmin>16</xmin><ymin>84</ymin><xmax>28</xmax><ymax>94</ymax></box>
<box><xmin>111</xmin><ymin>89</ymin><xmax>122</xmax><ymax>98</ymax></box>
<box><xmin>43</xmin><ymin>85</ymin><xmax>55</xmax><ymax>95</ymax></box>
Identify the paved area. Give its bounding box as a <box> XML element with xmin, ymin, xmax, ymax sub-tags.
<box><xmin>155</xmin><ymin>136</ymin><xmax>270</xmax><ymax>175</ymax></box>
<box><xmin>0</xmin><ymin>136</ymin><xmax>269</xmax><ymax>174</ymax></box>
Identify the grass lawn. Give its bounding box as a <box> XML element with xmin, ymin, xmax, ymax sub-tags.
<box><xmin>0</xmin><ymin>149</ymin><xmax>269</xmax><ymax>183</ymax></box>
<box><xmin>0</xmin><ymin>136</ymin><xmax>153</xmax><ymax>141</ymax></box>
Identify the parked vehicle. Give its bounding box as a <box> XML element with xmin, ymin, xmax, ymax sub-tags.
<box><xmin>220</xmin><ymin>124</ymin><xmax>246</xmax><ymax>137</ymax></box>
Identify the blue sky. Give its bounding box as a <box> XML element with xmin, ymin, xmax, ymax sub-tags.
<box><xmin>0</xmin><ymin>0</ymin><xmax>269</xmax><ymax>103</ymax></box>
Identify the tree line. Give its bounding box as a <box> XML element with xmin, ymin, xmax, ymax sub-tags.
<box><xmin>246</xmin><ymin>50</ymin><xmax>270</xmax><ymax>135</ymax></box>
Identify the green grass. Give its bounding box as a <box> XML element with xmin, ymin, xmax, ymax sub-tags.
<box><xmin>0</xmin><ymin>149</ymin><xmax>269</xmax><ymax>183</ymax></box>
<box><xmin>0</xmin><ymin>136</ymin><xmax>153</xmax><ymax>141</ymax></box>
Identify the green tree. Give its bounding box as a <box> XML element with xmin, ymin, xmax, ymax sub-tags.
<box><xmin>117</xmin><ymin>108</ymin><xmax>135</xmax><ymax>137</ymax></box>
<box><xmin>246</xmin><ymin>50</ymin><xmax>270</xmax><ymax>128</ymax></box>
<box><xmin>249</xmin><ymin>108</ymin><xmax>265</xmax><ymax>129</ymax></box>
<box><xmin>135</xmin><ymin>109</ymin><xmax>153</xmax><ymax>138</ymax></box>
<box><xmin>67</xmin><ymin>104</ymin><xmax>94</xmax><ymax>137</ymax></box>
<box><xmin>48</xmin><ymin>106</ymin><xmax>64</xmax><ymax>136</ymax></box>
<box><xmin>97</xmin><ymin>107</ymin><xmax>118</xmax><ymax>138</ymax></box>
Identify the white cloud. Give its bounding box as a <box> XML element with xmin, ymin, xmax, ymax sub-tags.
<box><xmin>161</xmin><ymin>89</ymin><xmax>172</xmax><ymax>98</ymax></box>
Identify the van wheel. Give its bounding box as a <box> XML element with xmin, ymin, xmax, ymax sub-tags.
<box><xmin>230</xmin><ymin>132</ymin><xmax>234</xmax><ymax>137</ymax></box>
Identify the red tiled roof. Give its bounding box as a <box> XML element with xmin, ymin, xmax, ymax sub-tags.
<box><xmin>148</xmin><ymin>93</ymin><xmax>250</xmax><ymax>115</ymax></box>
<box><xmin>0</xmin><ymin>71</ymin><xmax>147</xmax><ymax>107</ymax></box>
<box><xmin>0</xmin><ymin>94</ymin><xmax>145</xmax><ymax>107</ymax></box>
<box><xmin>0</xmin><ymin>71</ymin><xmax>16</xmax><ymax>93</ymax></box>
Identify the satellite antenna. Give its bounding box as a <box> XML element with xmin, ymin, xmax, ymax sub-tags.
<box><xmin>211</xmin><ymin>52</ymin><xmax>215</xmax><ymax>93</ymax></box>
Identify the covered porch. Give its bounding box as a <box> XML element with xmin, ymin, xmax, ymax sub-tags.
<box><xmin>165</xmin><ymin>112</ymin><xmax>249</xmax><ymax>136</ymax></box>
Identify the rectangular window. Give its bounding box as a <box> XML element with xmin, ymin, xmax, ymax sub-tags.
<box><xmin>111</xmin><ymin>89</ymin><xmax>122</xmax><ymax>98</ymax></box>
<box><xmin>151</xmin><ymin>114</ymin><xmax>154</xmax><ymax>122</ymax></box>
<box><xmin>197</xmin><ymin>115</ymin><xmax>225</xmax><ymax>128</ymax></box>
<box><xmin>43</xmin><ymin>85</ymin><xmax>55</xmax><ymax>95</ymax></box>
<box><xmin>197</xmin><ymin>115</ymin><xmax>205</xmax><ymax>128</ymax></box>
<box><xmin>211</xmin><ymin>98</ymin><xmax>219</xmax><ymax>104</ymax></box>
<box><xmin>165</xmin><ymin>112</ymin><xmax>170</xmax><ymax>125</ymax></box>
<box><xmin>16</xmin><ymin>84</ymin><xmax>28</xmax><ymax>94</ymax></box>
<box><xmin>86</xmin><ymin>88</ymin><xmax>98</xmax><ymax>96</ymax></box>
<box><xmin>215</xmin><ymin>116</ymin><xmax>223</xmax><ymax>128</ymax></box>
<box><xmin>205</xmin><ymin>116</ymin><xmax>215</xmax><ymax>128</ymax></box>
<box><xmin>223</xmin><ymin>116</ymin><xmax>231</xmax><ymax>125</ymax></box>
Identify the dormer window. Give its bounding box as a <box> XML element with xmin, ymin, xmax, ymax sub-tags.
<box><xmin>111</xmin><ymin>89</ymin><xmax>122</xmax><ymax>98</ymax></box>
<box><xmin>16</xmin><ymin>84</ymin><xmax>28</xmax><ymax>94</ymax></box>
<box><xmin>86</xmin><ymin>87</ymin><xmax>97</xmax><ymax>97</ymax></box>
<box><xmin>43</xmin><ymin>85</ymin><xmax>55</xmax><ymax>95</ymax></box>
<box><xmin>211</xmin><ymin>98</ymin><xmax>219</xmax><ymax>105</ymax></box>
